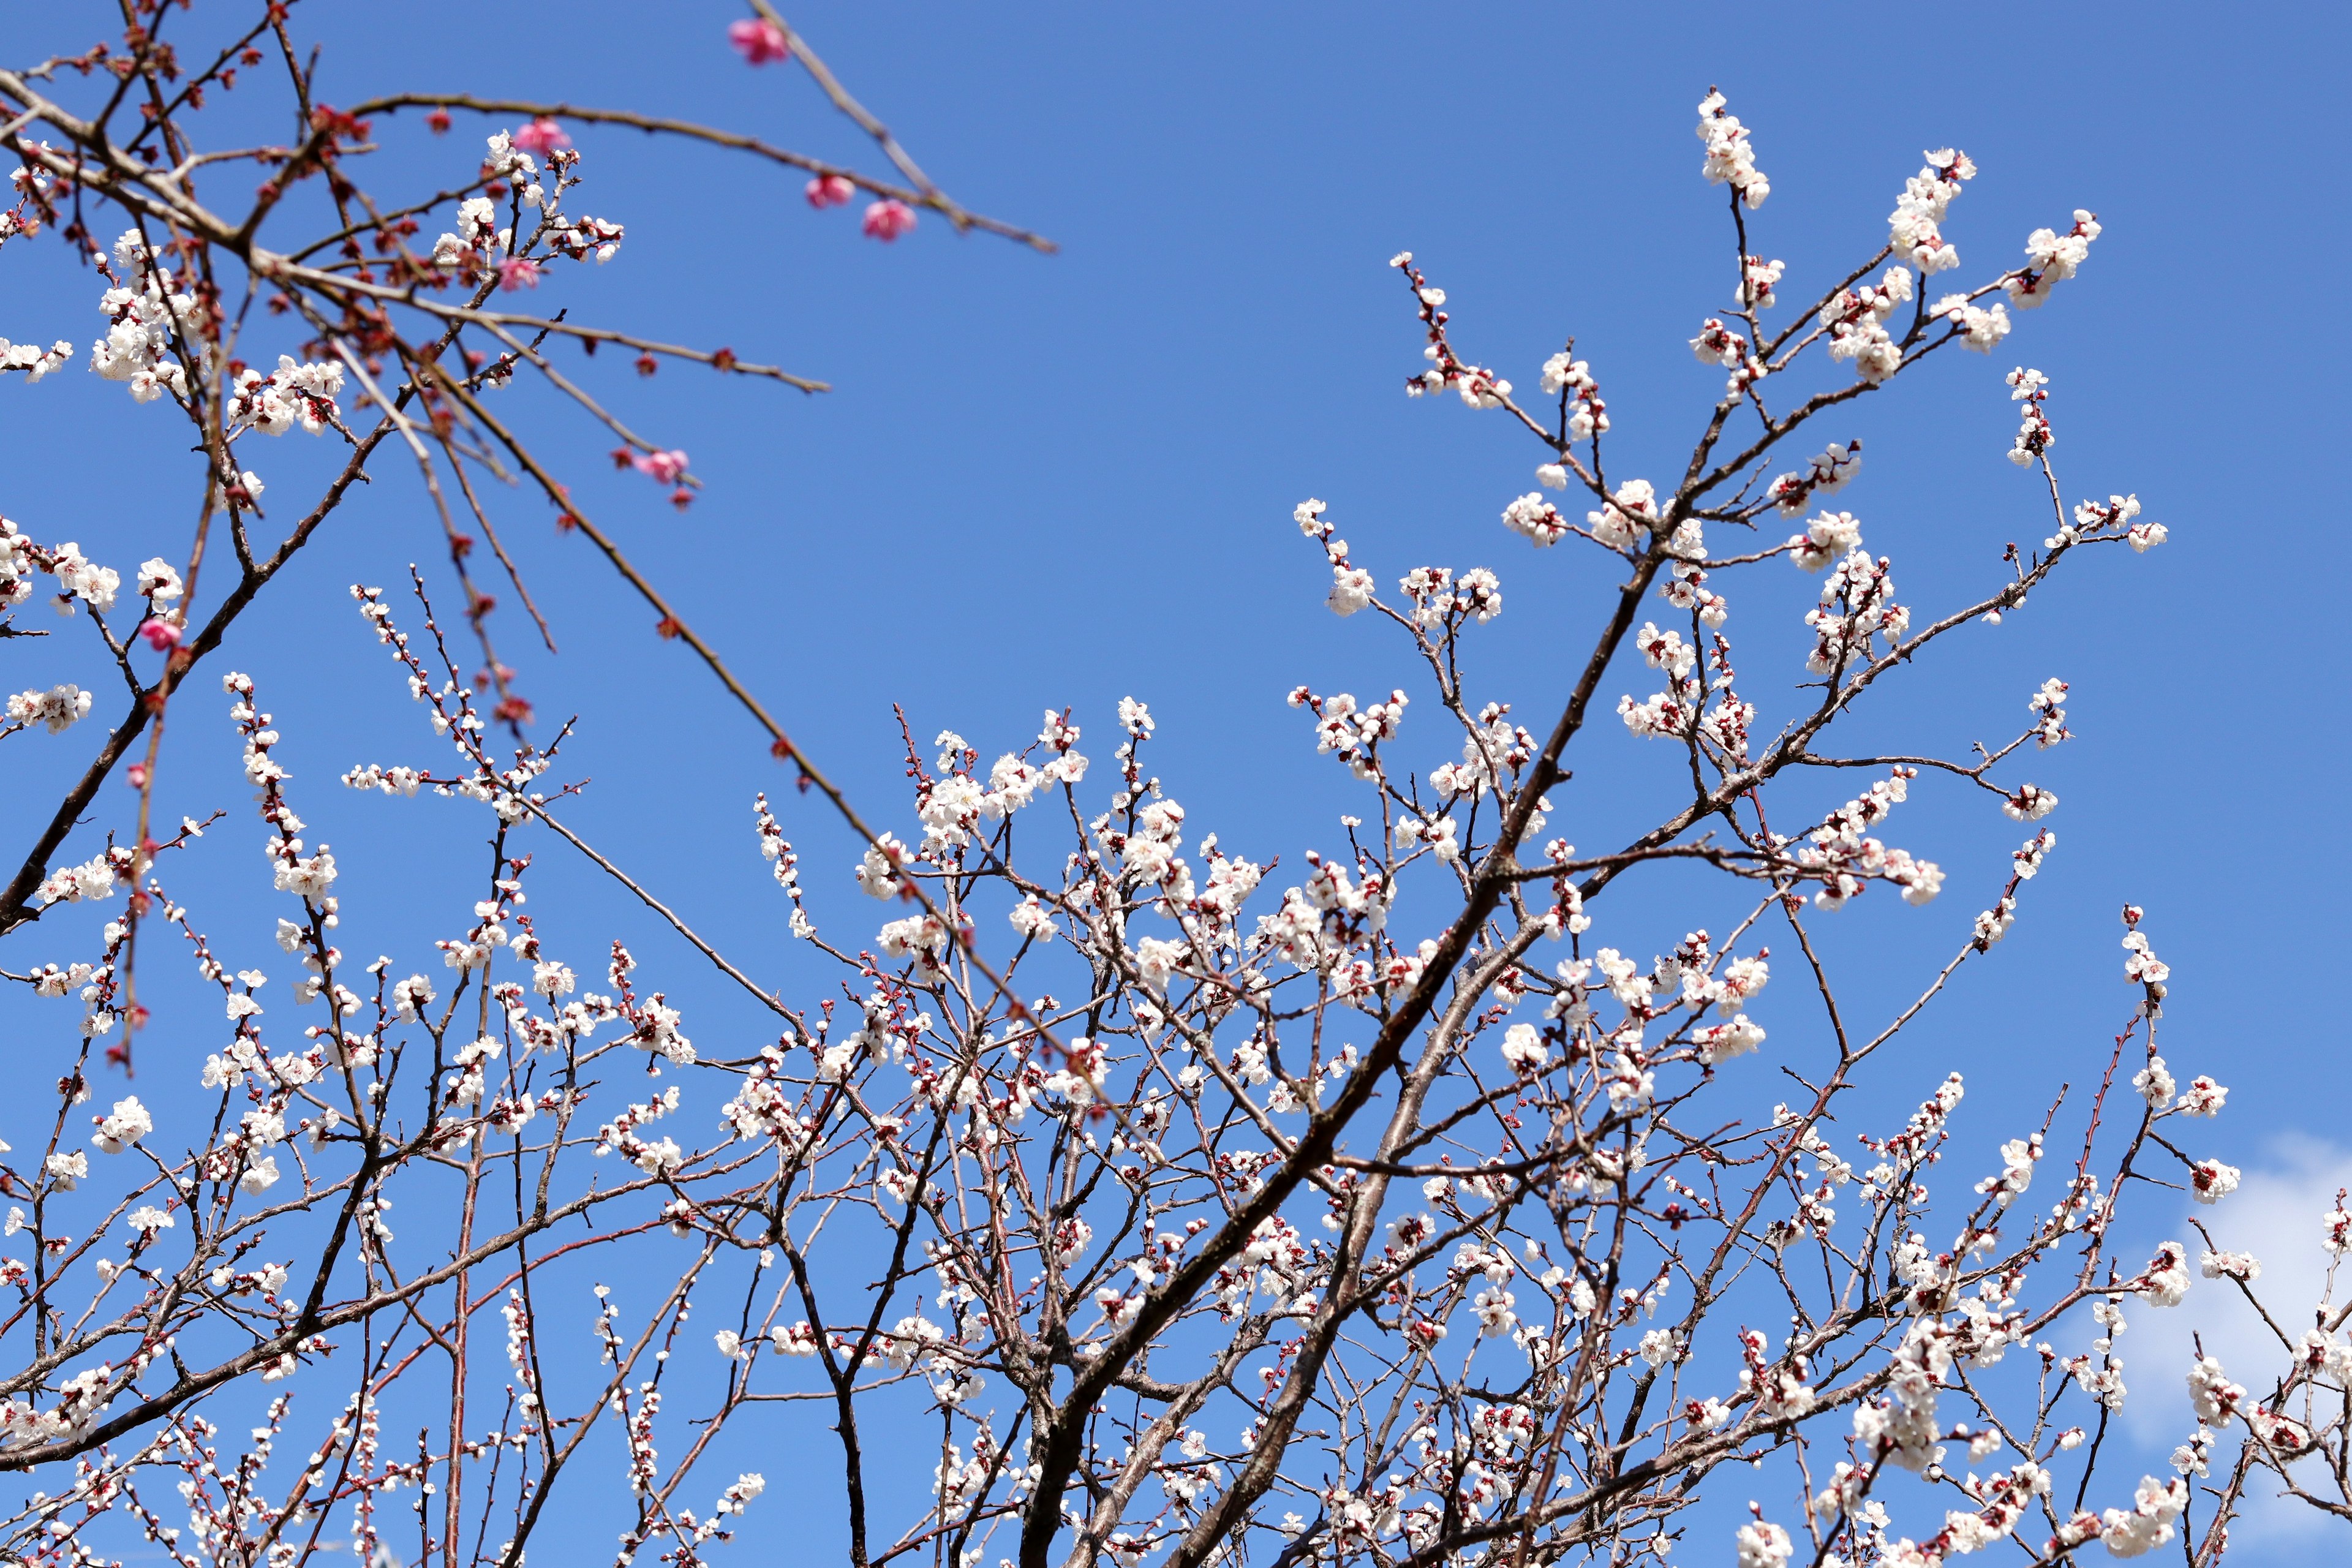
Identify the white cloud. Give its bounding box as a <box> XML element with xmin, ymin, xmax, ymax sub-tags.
<box><xmin>2125</xmin><ymin>1133</ymin><xmax>2352</xmax><ymax>1552</ymax></box>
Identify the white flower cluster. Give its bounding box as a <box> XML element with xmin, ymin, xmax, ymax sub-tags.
<box><xmin>1696</xmin><ymin>89</ymin><xmax>1768</xmax><ymax>208</ymax></box>
<box><xmin>1792</xmin><ymin>769</ymin><xmax>1943</xmax><ymax>908</ymax></box>
<box><xmin>7</xmin><ymin>682</ymin><xmax>90</xmax><ymax>734</ymax></box>
<box><xmin>2028</xmin><ymin>677</ymin><xmax>2071</xmax><ymax>747</ymax></box>
<box><xmin>1501</xmin><ymin>493</ymin><xmax>1567</xmax><ymax>548</ymax></box>
<box><xmin>37</xmin><ymin>846</ymin><xmax>134</xmax><ymax>907</ymax></box>
<box><xmin>1291</xmin><ymin>687</ymin><xmax>1409</xmax><ymax>783</ymax></box>
<box><xmin>2094</xmin><ymin>1474</ymin><xmax>2187</xmax><ymax>1558</ymax></box>
<box><xmin>2005</xmin><ymin>366</ymin><xmax>2051</xmax><ymax>467</ymax></box>
<box><xmin>1659</xmin><ymin>560</ymin><xmax>1728</xmax><ymax>628</ymax></box>
<box><xmin>0</xmin><ymin>334</ymin><xmax>73</xmax><ymax>382</ymax></box>
<box><xmin>1709</xmin><ymin>328</ymin><xmax>1773</xmax><ymax>399</ymax></box>
<box><xmin>1821</xmin><ymin>265</ymin><xmax>1913</xmax><ymax>383</ymax></box>
<box><xmin>1427</xmin><ymin>703</ymin><xmax>1531</xmax><ymax>805</ymax></box>
<box><xmin>2001</xmin><ymin>782</ymin><xmax>2057</xmax><ymax>822</ymax></box>
<box><xmin>432</xmin><ymin>194</ymin><xmax>506</xmax><ymax>282</ymax></box>
<box><xmin>1733</xmin><ymin>1521</ymin><xmax>1792</xmax><ymax>1568</ymax></box>
<box><xmin>720</xmin><ymin>1044</ymin><xmax>813</xmax><ymax>1150</ymax></box>
<box><xmin>47</xmin><ymin>540</ymin><xmax>121</xmax><ymax>615</ymax></box>
<box><xmin>1887</xmin><ymin>148</ymin><xmax>1976</xmax><ymax>273</ymax></box>
<box><xmin>1538</xmin><ymin>351</ymin><xmax>1605</xmax><ymax>443</ymax></box>
<box><xmin>1788</xmin><ymin>508</ymin><xmax>1862</xmax><ymax>571</ymax></box>
<box><xmin>1251</xmin><ymin>851</ymin><xmax>1389</xmax><ymax>982</ymax></box>
<box><xmin>2007</xmin><ymin>210</ymin><xmax>2102</xmax><ymax>309</ymax></box>
<box><xmin>1295</xmin><ymin>501</ymin><xmax>1381</xmax><ymax>616</ymax></box>
<box><xmin>1934</xmin><ymin>293</ymin><xmax>2012</xmax><ymax>352</ymax></box>
<box><xmin>1740</xmin><ymin>254</ymin><xmax>1784</xmax><ymax>309</ymax></box>
<box><xmin>1765</xmin><ymin>441</ymin><xmax>1861</xmax><ymax>516</ymax></box>
<box><xmin>1390</xmin><ymin>256</ymin><xmax>1513</xmax><ymax>407</ymax></box>
<box><xmin>2065</xmin><ymin>492</ymin><xmax>2166</xmax><ymax>553</ymax></box>
<box><xmin>227</xmin><ymin>355</ymin><xmax>346</xmax><ymax>438</ymax></box>
<box><xmin>1588</xmin><ymin>478</ymin><xmax>1662</xmax><ymax>553</ymax></box>
<box><xmin>89</xmin><ymin>230</ymin><xmax>200</xmax><ymax>402</ymax></box>
<box><xmin>1801</xmin><ymin>547</ymin><xmax>1908</xmax><ymax>676</ymax></box>
<box><xmin>1396</xmin><ymin>564</ymin><xmax>1501</xmax><ymax>628</ymax></box>
<box><xmin>547</xmin><ymin>214</ymin><xmax>625</xmax><ymax>265</ymax></box>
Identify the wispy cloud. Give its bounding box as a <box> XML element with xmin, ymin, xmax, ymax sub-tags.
<box><xmin>2124</xmin><ymin>1134</ymin><xmax>2352</xmax><ymax>1558</ymax></box>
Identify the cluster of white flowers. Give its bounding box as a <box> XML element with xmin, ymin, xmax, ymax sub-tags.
<box><xmin>1587</xmin><ymin>478</ymin><xmax>1660</xmax><ymax>553</ymax></box>
<box><xmin>2006</xmin><ymin>210</ymin><xmax>2102</xmax><ymax>309</ymax></box>
<box><xmin>1498</xmin><ymin>1022</ymin><xmax>1549</xmax><ymax>1074</ymax></box>
<box><xmin>36</xmin><ymin>846</ymin><xmax>134</xmax><ymax>907</ymax></box>
<box><xmin>1973</xmin><ymin>1133</ymin><xmax>2042</xmax><ymax>1207</ymax></box>
<box><xmin>432</xmin><ymin>193</ymin><xmax>506</xmax><ymax>282</ymax></box>
<box><xmin>546</xmin><ymin>214</ymin><xmax>625</xmax><ymax>265</ymax></box>
<box><xmin>0</xmin><ymin>334</ymin><xmax>73</xmax><ymax>382</ymax></box>
<box><xmin>1659</xmin><ymin>560</ymin><xmax>1728</xmax><ymax>628</ymax></box>
<box><xmin>1696</xmin><ymin>90</ymin><xmax>1768</xmax><ymax>208</ymax></box>
<box><xmin>90</xmin><ymin>1095</ymin><xmax>152</xmax><ymax>1155</ymax></box>
<box><xmin>2001</xmin><ymin>782</ymin><xmax>2057</xmax><ymax>822</ymax></box>
<box><xmin>429</xmin><ymin>130</ymin><xmax>627</xmax><ymax>284</ymax></box>
<box><xmin>2188</xmin><ymin>1157</ymin><xmax>2241</xmax><ymax>1204</ymax></box>
<box><xmin>1501</xmin><ymin>492</ymin><xmax>1568</xmax><ymax>548</ymax></box>
<box><xmin>2094</xmin><ymin>1474</ymin><xmax>2188</xmax><ymax>1558</ymax></box>
<box><xmin>7</xmin><ymin>682</ymin><xmax>90</xmax><ymax>734</ymax></box>
<box><xmin>1791</xmin><ymin>770</ymin><xmax>1943</xmax><ymax>907</ymax></box>
<box><xmin>1765</xmin><ymin>441</ymin><xmax>1861</xmax><ymax>515</ymax></box>
<box><xmin>1821</xmin><ymin>265</ymin><xmax>1913</xmax><ymax>383</ymax></box>
<box><xmin>226</xmin><ymin>355</ymin><xmax>346</xmax><ymax>438</ymax></box>
<box><xmin>1425</xmin><ymin>702</ymin><xmax>1531</xmax><ymax>804</ymax></box>
<box><xmin>1849</xmin><ymin>1322</ymin><xmax>1951</xmax><ymax>1475</ymax></box>
<box><xmin>1396</xmin><ymin>564</ymin><xmax>1501</xmax><ymax>628</ymax></box>
<box><xmin>2005</xmin><ymin>366</ymin><xmax>2051</xmax><ymax>466</ymax></box>
<box><xmin>1787</xmin><ymin>508</ymin><xmax>1862</xmax><ymax>571</ymax></box>
<box><xmin>2122</xmin><ymin>921</ymin><xmax>2169</xmax><ymax>989</ymax></box>
<box><xmin>1693</xmin><ymin>1013</ymin><xmax>1766</xmax><ymax>1065</ymax></box>
<box><xmin>2062</xmin><ymin>492</ymin><xmax>2166</xmax><ymax>553</ymax></box>
<box><xmin>1689</xmin><ymin>317</ymin><xmax>1747</xmax><ymax>368</ymax></box>
<box><xmin>1390</xmin><ymin>255</ymin><xmax>1513</xmax><ymax>408</ymax></box>
<box><xmin>1801</xmin><ymin>546</ymin><xmax>1909</xmax><ymax>676</ymax></box>
<box><xmin>1292</xmin><ymin>503</ymin><xmax>1380</xmax><ymax>616</ymax></box>
<box><xmin>88</xmin><ymin>230</ymin><xmax>200</xmax><ymax>402</ymax></box>
<box><xmin>48</xmin><ymin>540</ymin><xmax>121</xmax><ymax>615</ymax></box>
<box><xmin>1740</xmin><ymin>254</ymin><xmax>1784</xmax><ymax>309</ymax></box>
<box><xmin>1936</xmin><ymin>293</ymin><xmax>2012</xmax><ymax>353</ymax></box>
<box><xmin>1537</xmin><ymin>350</ymin><xmax>1606</xmax><ymax>444</ymax></box>
<box><xmin>1289</xmin><ymin>687</ymin><xmax>1410</xmax><ymax>783</ymax></box>
<box><xmin>1887</xmin><ymin>148</ymin><xmax>1976</xmax><ymax>273</ymax></box>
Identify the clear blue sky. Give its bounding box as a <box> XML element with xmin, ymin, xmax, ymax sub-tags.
<box><xmin>2</xmin><ymin>0</ymin><xmax>2343</xmax><ymax>1559</ymax></box>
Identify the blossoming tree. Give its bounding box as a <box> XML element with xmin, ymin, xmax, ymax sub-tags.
<box><xmin>1</xmin><ymin>10</ymin><xmax>2342</xmax><ymax>1568</ymax></box>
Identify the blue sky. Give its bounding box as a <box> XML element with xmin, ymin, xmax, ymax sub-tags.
<box><xmin>2</xmin><ymin>0</ymin><xmax>2345</xmax><ymax>1559</ymax></box>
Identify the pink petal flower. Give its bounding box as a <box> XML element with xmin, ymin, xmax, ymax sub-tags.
<box><xmin>511</xmin><ymin>118</ymin><xmax>569</xmax><ymax>156</ymax></box>
<box><xmin>728</xmin><ymin>17</ymin><xmax>791</xmax><ymax>65</ymax></box>
<box><xmin>631</xmin><ymin>450</ymin><xmax>690</xmax><ymax>485</ymax></box>
<box><xmin>498</xmin><ymin>257</ymin><xmax>543</xmax><ymax>292</ymax></box>
<box><xmin>804</xmin><ymin>175</ymin><xmax>855</xmax><ymax>209</ymax></box>
<box><xmin>861</xmin><ymin>199</ymin><xmax>917</xmax><ymax>242</ymax></box>
<box><xmin>137</xmin><ymin>619</ymin><xmax>181</xmax><ymax>652</ymax></box>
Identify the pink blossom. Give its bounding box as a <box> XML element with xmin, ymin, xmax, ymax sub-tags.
<box><xmin>511</xmin><ymin>118</ymin><xmax>570</xmax><ymax>156</ymax></box>
<box><xmin>805</xmin><ymin>175</ymin><xmax>855</xmax><ymax>210</ymax></box>
<box><xmin>498</xmin><ymin>257</ymin><xmax>543</xmax><ymax>292</ymax></box>
<box><xmin>137</xmin><ymin>619</ymin><xmax>181</xmax><ymax>652</ymax></box>
<box><xmin>861</xmin><ymin>199</ymin><xmax>918</xmax><ymax>242</ymax></box>
<box><xmin>631</xmin><ymin>449</ymin><xmax>690</xmax><ymax>485</ymax></box>
<box><xmin>728</xmin><ymin>17</ymin><xmax>791</xmax><ymax>65</ymax></box>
